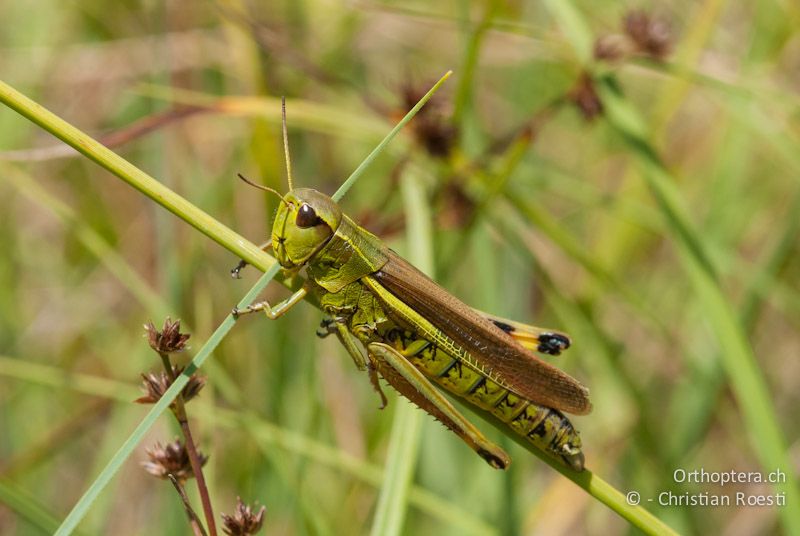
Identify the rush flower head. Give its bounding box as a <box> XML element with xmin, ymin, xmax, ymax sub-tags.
<box><xmin>221</xmin><ymin>497</ymin><xmax>266</xmax><ymax>536</ymax></box>
<box><xmin>144</xmin><ymin>318</ymin><xmax>191</xmax><ymax>354</ymax></box>
<box><xmin>624</xmin><ymin>10</ymin><xmax>673</xmax><ymax>60</ymax></box>
<box><xmin>569</xmin><ymin>72</ymin><xmax>603</xmax><ymax>121</ymax></box>
<box><xmin>134</xmin><ymin>366</ymin><xmax>206</xmax><ymax>406</ymax></box>
<box><xmin>142</xmin><ymin>439</ymin><xmax>207</xmax><ymax>483</ymax></box>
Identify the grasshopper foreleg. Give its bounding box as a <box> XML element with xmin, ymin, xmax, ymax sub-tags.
<box><xmin>232</xmin><ymin>285</ymin><xmax>309</xmax><ymax>319</ymax></box>
<box><xmin>367</xmin><ymin>342</ymin><xmax>510</xmax><ymax>470</ymax></box>
<box><xmin>230</xmin><ymin>241</ymin><xmax>272</xmax><ymax>279</ymax></box>
<box><xmin>332</xmin><ymin>323</ymin><xmax>367</xmax><ymax>371</ymax></box>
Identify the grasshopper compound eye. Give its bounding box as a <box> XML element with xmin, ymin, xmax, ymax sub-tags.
<box><xmin>296</xmin><ymin>204</ymin><xmax>322</xmax><ymax>228</ymax></box>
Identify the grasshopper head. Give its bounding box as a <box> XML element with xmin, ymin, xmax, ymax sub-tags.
<box><xmin>272</xmin><ymin>188</ymin><xmax>342</xmax><ymax>268</ymax></box>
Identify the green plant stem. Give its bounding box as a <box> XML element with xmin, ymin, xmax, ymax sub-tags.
<box><xmin>0</xmin><ymin>356</ymin><xmax>496</xmax><ymax>536</ymax></box>
<box><xmin>0</xmin><ymin>82</ymin><xmax>276</xmax><ymax>275</ymax></box>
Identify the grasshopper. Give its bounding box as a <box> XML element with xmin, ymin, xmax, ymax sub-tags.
<box><xmin>233</xmin><ymin>102</ymin><xmax>591</xmax><ymax>471</ymax></box>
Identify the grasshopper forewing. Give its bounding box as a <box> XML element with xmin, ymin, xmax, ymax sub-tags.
<box><xmin>373</xmin><ymin>250</ymin><xmax>591</xmax><ymax>416</ymax></box>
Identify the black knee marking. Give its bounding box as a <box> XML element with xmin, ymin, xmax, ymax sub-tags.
<box><xmin>478</xmin><ymin>448</ymin><xmax>509</xmax><ymax>470</ymax></box>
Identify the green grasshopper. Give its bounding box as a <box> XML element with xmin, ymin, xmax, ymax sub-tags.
<box><xmin>234</xmin><ymin>104</ymin><xmax>591</xmax><ymax>471</ymax></box>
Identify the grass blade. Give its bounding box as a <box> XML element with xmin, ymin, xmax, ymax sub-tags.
<box><xmin>0</xmin><ymin>79</ymin><xmax>276</xmax><ymax>275</ymax></box>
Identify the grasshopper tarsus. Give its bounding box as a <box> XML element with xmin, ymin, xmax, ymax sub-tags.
<box><xmin>231</xmin><ymin>259</ymin><xmax>248</xmax><ymax>279</ymax></box>
<box><xmin>317</xmin><ymin>318</ymin><xmax>336</xmax><ymax>339</ymax></box>
<box><xmin>367</xmin><ymin>363</ymin><xmax>389</xmax><ymax>409</ymax></box>
<box><xmin>231</xmin><ymin>303</ymin><xmax>261</xmax><ymax>318</ymax></box>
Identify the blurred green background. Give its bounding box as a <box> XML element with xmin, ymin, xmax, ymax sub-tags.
<box><xmin>1</xmin><ymin>1</ymin><xmax>798</xmax><ymax>535</ymax></box>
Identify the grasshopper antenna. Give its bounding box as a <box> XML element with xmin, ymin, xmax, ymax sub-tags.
<box><xmin>236</xmin><ymin>173</ymin><xmax>290</xmax><ymax>207</ymax></box>
<box><xmin>231</xmin><ymin>173</ymin><xmax>280</xmax><ymax>279</ymax></box>
<box><xmin>282</xmin><ymin>96</ymin><xmax>294</xmax><ymax>191</ymax></box>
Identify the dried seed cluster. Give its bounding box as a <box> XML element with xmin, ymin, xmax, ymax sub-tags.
<box><xmin>142</xmin><ymin>439</ymin><xmax>207</xmax><ymax>483</ymax></box>
<box><xmin>221</xmin><ymin>497</ymin><xmax>266</xmax><ymax>536</ymax></box>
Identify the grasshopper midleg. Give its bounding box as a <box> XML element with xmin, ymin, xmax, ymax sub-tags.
<box><xmin>331</xmin><ymin>322</ymin><xmax>388</xmax><ymax>408</ymax></box>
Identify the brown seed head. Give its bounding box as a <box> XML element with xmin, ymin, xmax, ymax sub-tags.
<box><xmin>134</xmin><ymin>366</ymin><xmax>206</xmax><ymax>406</ymax></box>
<box><xmin>593</xmin><ymin>34</ymin><xmax>629</xmax><ymax>62</ymax></box>
<box><xmin>569</xmin><ymin>72</ymin><xmax>603</xmax><ymax>121</ymax></box>
<box><xmin>438</xmin><ymin>182</ymin><xmax>476</xmax><ymax>229</ymax></box>
<box><xmin>624</xmin><ymin>10</ymin><xmax>672</xmax><ymax>60</ymax></box>
<box><xmin>221</xmin><ymin>497</ymin><xmax>266</xmax><ymax>536</ymax></box>
<box><xmin>142</xmin><ymin>439</ymin><xmax>207</xmax><ymax>483</ymax></box>
<box><xmin>145</xmin><ymin>318</ymin><xmax>191</xmax><ymax>354</ymax></box>
<box><xmin>397</xmin><ymin>82</ymin><xmax>457</xmax><ymax>158</ymax></box>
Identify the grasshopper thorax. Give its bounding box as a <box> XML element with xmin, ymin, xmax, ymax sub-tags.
<box><xmin>272</xmin><ymin>188</ymin><xmax>342</xmax><ymax>268</ymax></box>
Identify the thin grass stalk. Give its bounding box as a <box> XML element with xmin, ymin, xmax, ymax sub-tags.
<box><xmin>0</xmin><ymin>81</ymin><xmax>276</xmax><ymax>275</ymax></box>
<box><xmin>457</xmin><ymin>399</ymin><xmax>680</xmax><ymax>536</ymax></box>
<box><xmin>332</xmin><ymin>71</ymin><xmax>451</xmax><ymax>202</ymax></box>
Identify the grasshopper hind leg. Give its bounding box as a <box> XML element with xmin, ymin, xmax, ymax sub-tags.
<box><xmin>367</xmin><ymin>342</ymin><xmax>510</xmax><ymax>470</ymax></box>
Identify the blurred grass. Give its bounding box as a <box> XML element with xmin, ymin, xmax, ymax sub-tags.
<box><xmin>1</xmin><ymin>1</ymin><xmax>799</xmax><ymax>535</ymax></box>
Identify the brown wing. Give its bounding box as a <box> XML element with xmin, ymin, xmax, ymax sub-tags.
<box><xmin>373</xmin><ymin>250</ymin><xmax>591</xmax><ymax>415</ymax></box>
